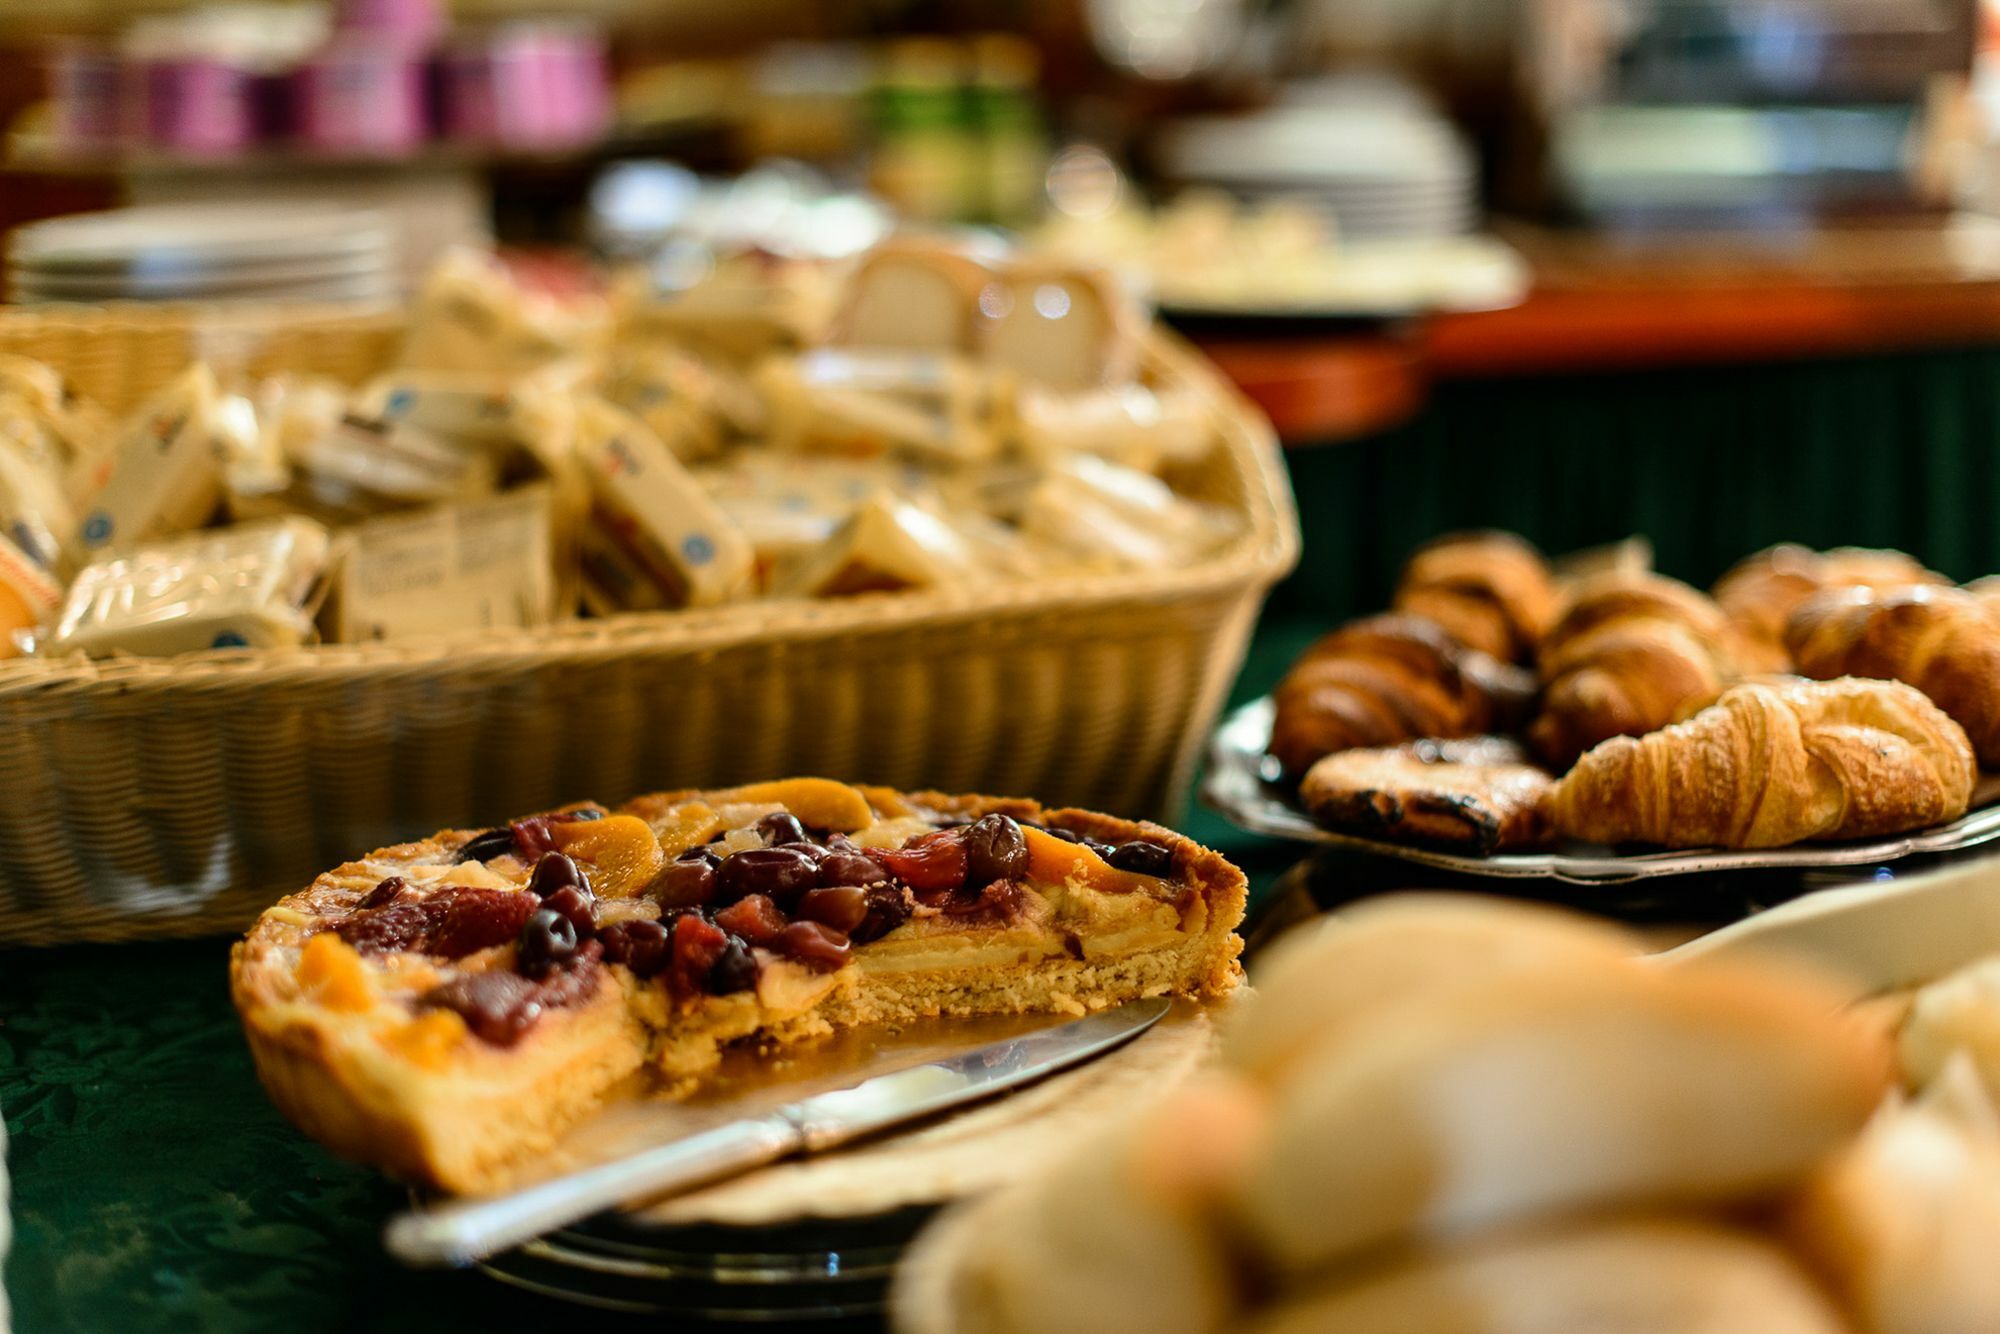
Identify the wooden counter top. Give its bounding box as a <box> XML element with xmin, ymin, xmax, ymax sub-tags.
<box><xmin>1193</xmin><ymin>217</ymin><xmax>2000</xmax><ymax>443</ymax></box>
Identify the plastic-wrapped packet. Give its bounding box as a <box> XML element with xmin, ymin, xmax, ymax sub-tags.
<box><xmin>1015</xmin><ymin>381</ymin><xmax>1212</xmax><ymax>473</ymax></box>
<box><xmin>352</xmin><ymin>369</ymin><xmax>523</xmax><ymax>447</ymax></box>
<box><xmin>0</xmin><ymin>530</ymin><xmax>62</xmax><ymax>658</ymax></box>
<box><xmin>614</xmin><ymin>254</ymin><xmax>836</xmax><ymax>364</ymax></box>
<box><xmin>69</xmin><ymin>364</ymin><xmax>227</xmax><ymax>564</ymax></box>
<box><xmin>599</xmin><ymin>343</ymin><xmax>764</xmax><ymax>463</ymax></box>
<box><xmin>573</xmin><ymin>398</ymin><xmax>754</xmax><ymax>611</ymax></box>
<box><xmin>44</xmin><ymin>517</ymin><xmax>332</xmax><ymax>657</ymax></box>
<box><xmin>0</xmin><ymin>439</ymin><xmax>78</xmax><ymax>575</ymax></box>
<box><xmin>768</xmin><ymin>493</ymin><xmax>991</xmax><ymax>599</ymax></box>
<box><xmin>1018</xmin><ymin>478</ymin><xmax>1183</xmax><ymax>573</ymax></box>
<box><xmin>0</xmin><ymin>354</ymin><xmax>115</xmax><ymax>495</ymax></box>
<box><xmin>323</xmin><ymin>486</ymin><xmax>561</xmax><ymax>643</ymax></box>
<box><xmin>221</xmin><ymin>376</ymin><xmax>347</xmax><ymax>523</ymax></box>
<box><xmin>758</xmin><ymin>350</ymin><xmax>1001</xmax><ymax>464</ymax></box>
<box><xmin>285</xmin><ymin>413</ymin><xmax>499</xmax><ymax>525</ymax></box>
<box><xmin>399</xmin><ymin>248</ymin><xmax>607</xmax><ymax>379</ymax></box>
<box><xmin>1056</xmin><ymin>454</ymin><xmax>1241</xmax><ymax>562</ymax></box>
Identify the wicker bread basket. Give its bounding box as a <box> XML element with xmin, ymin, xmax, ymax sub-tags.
<box><xmin>0</xmin><ymin>302</ymin><xmax>1298</xmax><ymax>946</ymax></box>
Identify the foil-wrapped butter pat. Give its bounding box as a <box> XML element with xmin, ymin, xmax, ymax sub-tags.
<box><xmin>47</xmin><ymin>517</ymin><xmax>331</xmax><ymax>657</ymax></box>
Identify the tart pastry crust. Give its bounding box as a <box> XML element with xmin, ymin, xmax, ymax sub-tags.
<box><xmin>231</xmin><ymin>781</ymin><xmax>1246</xmax><ymax>1192</ymax></box>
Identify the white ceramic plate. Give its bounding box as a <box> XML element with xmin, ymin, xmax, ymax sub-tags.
<box><xmin>1203</xmin><ymin>696</ymin><xmax>2000</xmax><ymax>885</ymax></box>
<box><xmin>8</xmin><ymin>202</ymin><xmax>391</xmax><ymax>274</ymax></box>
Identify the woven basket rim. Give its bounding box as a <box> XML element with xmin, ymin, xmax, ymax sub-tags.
<box><xmin>0</xmin><ymin>325</ymin><xmax>1298</xmax><ymax>699</ymax></box>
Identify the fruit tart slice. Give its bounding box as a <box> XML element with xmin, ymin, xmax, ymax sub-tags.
<box><xmin>231</xmin><ymin>779</ymin><xmax>1246</xmax><ymax>1192</ymax></box>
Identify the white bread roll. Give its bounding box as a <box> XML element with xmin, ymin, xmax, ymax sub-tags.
<box><xmin>1244</xmin><ymin>1218</ymin><xmax>1847</xmax><ymax>1334</ymax></box>
<box><xmin>1898</xmin><ymin>953</ymin><xmax>2000</xmax><ymax>1103</ymax></box>
<box><xmin>1786</xmin><ymin>1054</ymin><xmax>2000</xmax><ymax>1334</ymax></box>
<box><xmin>1225</xmin><ymin>895</ymin><xmax>1639</xmax><ymax>1085</ymax></box>
<box><xmin>896</xmin><ymin>1074</ymin><xmax>1265</xmax><ymax>1334</ymax></box>
<box><xmin>1233</xmin><ymin>960</ymin><xmax>1891</xmax><ymax>1275</ymax></box>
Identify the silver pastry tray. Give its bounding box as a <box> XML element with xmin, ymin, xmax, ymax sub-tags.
<box><xmin>1204</xmin><ymin>696</ymin><xmax>2000</xmax><ymax>886</ymax></box>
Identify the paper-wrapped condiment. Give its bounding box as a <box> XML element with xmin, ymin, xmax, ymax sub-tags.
<box><xmin>70</xmin><ymin>365</ymin><xmax>225</xmax><ymax>562</ymax></box>
<box><xmin>46</xmin><ymin>517</ymin><xmax>331</xmax><ymax>657</ymax></box>
<box><xmin>325</xmin><ymin>487</ymin><xmax>559</xmax><ymax>642</ymax></box>
<box><xmin>770</xmin><ymin>494</ymin><xmax>989</xmax><ymax>598</ymax></box>
<box><xmin>574</xmin><ymin>399</ymin><xmax>754</xmax><ymax>610</ymax></box>
<box><xmin>0</xmin><ymin>531</ymin><xmax>61</xmax><ymax>657</ymax></box>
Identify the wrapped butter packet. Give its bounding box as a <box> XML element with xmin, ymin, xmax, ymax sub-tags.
<box><xmin>759</xmin><ymin>350</ymin><xmax>1000</xmax><ymax>464</ymax></box>
<box><xmin>0</xmin><ymin>354</ymin><xmax>115</xmax><ymax>494</ymax></box>
<box><xmin>769</xmin><ymin>493</ymin><xmax>989</xmax><ymax>599</ymax></box>
<box><xmin>599</xmin><ymin>343</ymin><xmax>764</xmax><ymax>463</ymax></box>
<box><xmin>615</xmin><ymin>254</ymin><xmax>836</xmax><ymax>364</ymax></box>
<box><xmin>286</xmin><ymin>414</ymin><xmax>498</xmax><ymax>523</ymax></box>
<box><xmin>70</xmin><ymin>364</ymin><xmax>225</xmax><ymax>562</ymax></box>
<box><xmin>1055</xmin><ymin>454</ymin><xmax>1241</xmax><ymax>562</ymax></box>
<box><xmin>0</xmin><ymin>442</ymin><xmax>78</xmax><ymax>574</ymax></box>
<box><xmin>0</xmin><ymin>530</ymin><xmax>62</xmax><ymax>658</ymax></box>
<box><xmin>1018</xmin><ymin>479</ymin><xmax>1182</xmax><ymax>573</ymax></box>
<box><xmin>1015</xmin><ymin>381</ymin><xmax>1212</xmax><ymax>472</ymax></box>
<box><xmin>325</xmin><ymin>486</ymin><xmax>560</xmax><ymax>643</ymax></box>
<box><xmin>46</xmin><ymin>517</ymin><xmax>332</xmax><ymax>657</ymax></box>
<box><xmin>400</xmin><ymin>249</ymin><xmax>607</xmax><ymax>379</ymax></box>
<box><xmin>574</xmin><ymin>398</ymin><xmax>754</xmax><ymax>610</ymax></box>
<box><xmin>353</xmin><ymin>369</ymin><xmax>522</xmax><ymax>447</ymax></box>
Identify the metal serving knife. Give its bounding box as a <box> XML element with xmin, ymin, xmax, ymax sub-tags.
<box><xmin>385</xmin><ymin>996</ymin><xmax>1171</xmax><ymax>1267</ymax></box>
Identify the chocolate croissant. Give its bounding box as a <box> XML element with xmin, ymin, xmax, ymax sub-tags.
<box><xmin>1714</xmin><ymin>544</ymin><xmax>1948</xmax><ymax>668</ymax></box>
<box><xmin>1268</xmin><ymin>614</ymin><xmax>1535</xmax><ymax>777</ymax></box>
<box><xmin>1785</xmin><ymin>585</ymin><xmax>2000</xmax><ymax>767</ymax></box>
<box><xmin>1391</xmin><ymin>531</ymin><xmax>1561</xmax><ymax>665</ymax></box>
<box><xmin>1528</xmin><ymin>571</ymin><xmax>1772</xmax><ymax>771</ymax></box>
<box><xmin>1547</xmin><ymin>678</ymin><xmax>1975</xmax><ymax>848</ymax></box>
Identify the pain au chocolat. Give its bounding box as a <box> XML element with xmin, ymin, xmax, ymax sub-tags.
<box><xmin>231</xmin><ymin>779</ymin><xmax>1246</xmax><ymax>1192</ymax></box>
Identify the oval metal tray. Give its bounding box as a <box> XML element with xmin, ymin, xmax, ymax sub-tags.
<box><xmin>1204</xmin><ymin>696</ymin><xmax>2000</xmax><ymax>886</ymax></box>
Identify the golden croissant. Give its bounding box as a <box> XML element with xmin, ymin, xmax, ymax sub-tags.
<box><xmin>1714</xmin><ymin>543</ymin><xmax>1947</xmax><ymax>666</ymax></box>
<box><xmin>1546</xmin><ymin>678</ymin><xmax>1975</xmax><ymax>848</ymax></box>
<box><xmin>1269</xmin><ymin>614</ymin><xmax>1534</xmax><ymax>776</ymax></box>
<box><xmin>1392</xmin><ymin>530</ymin><xmax>1560</xmax><ymax>665</ymax></box>
<box><xmin>1529</xmin><ymin>571</ymin><xmax>1775</xmax><ymax>770</ymax></box>
<box><xmin>1785</xmin><ymin>585</ymin><xmax>2000</xmax><ymax>767</ymax></box>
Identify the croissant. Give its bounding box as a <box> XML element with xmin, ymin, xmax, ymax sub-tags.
<box><xmin>1546</xmin><ymin>678</ymin><xmax>1975</xmax><ymax>848</ymax></box>
<box><xmin>1784</xmin><ymin>584</ymin><xmax>2000</xmax><ymax>767</ymax></box>
<box><xmin>1964</xmin><ymin>575</ymin><xmax>2000</xmax><ymax>613</ymax></box>
<box><xmin>1391</xmin><ymin>531</ymin><xmax>1561</xmax><ymax>664</ymax></box>
<box><xmin>1528</xmin><ymin>571</ymin><xmax>1773</xmax><ymax>770</ymax></box>
<box><xmin>1269</xmin><ymin>614</ymin><xmax>1535</xmax><ymax>776</ymax></box>
<box><xmin>1714</xmin><ymin>543</ymin><xmax>1948</xmax><ymax>667</ymax></box>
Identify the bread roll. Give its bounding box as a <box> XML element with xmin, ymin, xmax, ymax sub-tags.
<box><xmin>1246</xmin><ymin>1218</ymin><xmax>1847</xmax><ymax>1334</ymax></box>
<box><xmin>1786</xmin><ymin>1056</ymin><xmax>2000</xmax><ymax>1334</ymax></box>
<box><xmin>1899</xmin><ymin>953</ymin><xmax>2000</xmax><ymax>1104</ymax></box>
<box><xmin>1231</xmin><ymin>959</ymin><xmax>1892</xmax><ymax>1275</ymax></box>
<box><xmin>1225</xmin><ymin>895</ymin><xmax>1637</xmax><ymax>1086</ymax></box>
<box><xmin>911</xmin><ymin>1074</ymin><xmax>1264</xmax><ymax>1334</ymax></box>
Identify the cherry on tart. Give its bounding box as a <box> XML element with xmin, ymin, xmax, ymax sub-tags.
<box><xmin>230</xmin><ymin>779</ymin><xmax>1247</xmax><ymax>1192</ymax></box>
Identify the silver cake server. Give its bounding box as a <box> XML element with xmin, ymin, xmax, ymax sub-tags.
<box><xmin>385</xmin><ymin>996</ymin><xmax>1171</xmax><ymax>1266</ymax></box>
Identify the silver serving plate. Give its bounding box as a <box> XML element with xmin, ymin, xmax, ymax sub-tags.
<box><xmin>1204</xmin><ymin>696</ymin><xmax>2000</xmax><ymax>886</ymax></box>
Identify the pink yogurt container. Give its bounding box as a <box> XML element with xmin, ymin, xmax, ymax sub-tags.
<box><xmin>334</xmin><ymin>0</ymin><xmax>445</xmax><ymax>46</ymax></box>
<box><xmin>46</xmin><ymin>43</ymin><xmax>124</xmax><ymax>149</ymax></box>
<box><xmin>440</xmin><ymin>25</ymin><xmax>608</xmax><ymax>149</ymax></box>
<box><xmin>135</xmin><ymin>55</ymin><xmax>255</xmax><ymax>156</ymax></box>
<box><xmin>294</xmin><ymin>39</ymin><xmax>429</xmax><ymax>155</ymax></box>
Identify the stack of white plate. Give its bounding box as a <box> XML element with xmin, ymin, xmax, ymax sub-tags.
<box><xmin>1156</xmin><ymin>80</ymin><xmax>1479</xmax><ymax>239</ymax></box>
<box><xmin>6</xmin><ymin>203</ymin><xmax>399</xmax><ymax>305</ymax></box>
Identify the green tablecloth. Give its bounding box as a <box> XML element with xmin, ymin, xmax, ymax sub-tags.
<box><xmin>13</xmin><ymin>342</ymin><xmax>2000</xmax><ymax>1329</ymax></box>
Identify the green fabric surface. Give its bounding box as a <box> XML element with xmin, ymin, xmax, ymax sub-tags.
<box><xmin>10</xmin><ymin>343</ymin><xmax>2000</xmax><ymax>1328</ymax></box>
